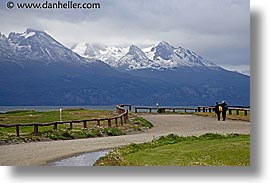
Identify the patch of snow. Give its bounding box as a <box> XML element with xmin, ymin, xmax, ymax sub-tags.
<box><xmin>20</xmin><ymin>31</ymin><xmax>36</xmax><ymax>39</ymax></box>
<box><xmin>72</xmin><ymin>43</ymin><xmax>89</xmax><ymax>57</ymax></box>
<box><xmin>45</xmin><ymin>48</ymin><xmax>51</xmax><ymax>57</ymax></box>
<box><xmin>70</xmin><ymin>41</ymin><xmax>223</xmax><ymax>71</ymax></box>
<box><xmin>221</xmin><ymin>64</ymin><xmax>250</xmax><ymax>76</ymax></box>
<box><xmin>142</xmin><ymin>45</ymin><xmax>155</xmax><ymax>60</ymax></box>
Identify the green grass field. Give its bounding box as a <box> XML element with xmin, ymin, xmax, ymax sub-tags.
<box><xmin>0</xmin><ymin>108</ymin><xmax>116</xmax><ymax>124</ymax></box>
<box><xmin>95</xmin><ymin>133</ymin><xmax>250</xmax><ymax>166</ymax></box>
<box><xmin>0</xmin><ymin>109</ymin><xmax>117</xmax><ymax>134</ymax></box>
<box><xmin>0</xmin><ymin>109</ymin><xmax>153</xmax><ymax>145</ymax></box>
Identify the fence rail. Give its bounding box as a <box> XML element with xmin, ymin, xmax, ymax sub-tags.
<box><xmin>134</xmin><ymin>105</ymin><xmax>250</xmax><ymax>116</ymax></box>
<box><xmin>134</xmin><ymin>107</ymin><xmax>198</xmax><ymax>113</ymax></box>
<box><xmin>0</xmin><ymin>104</ymin><xmax>250</xmax><ymax>137</ymax></box>
<box><xmin>0</xmin><ymin>105</ymin><xmax>128</xmax><ymax>137</ymax></box>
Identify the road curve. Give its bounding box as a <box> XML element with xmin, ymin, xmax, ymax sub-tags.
<box><xmin>0</xmin><ymin>114</ymin><xmax>250</xmax><ymax>166</ymax></box>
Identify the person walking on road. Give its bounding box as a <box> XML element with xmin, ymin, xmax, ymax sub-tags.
<box><xmin>221</xmin><ymin>100</ymin><xmax>228</xmax><ymax>121</ymax></box>
<box><xmin>214</xmin><ymin>102</ymin><xmax>221</xmax><ymax>121</ymax></box>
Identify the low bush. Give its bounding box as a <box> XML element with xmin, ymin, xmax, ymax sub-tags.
<box><xmin>133</xmin><ymin>117</ymin><xmax>153</xmax><ymax>129</ymax></box>
<box><xmin>41</xmin><ymin>127</ymin><xmax>124</xmax><ymax>140</ymax></box>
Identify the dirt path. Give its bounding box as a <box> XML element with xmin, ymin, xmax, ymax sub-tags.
<box><xmin>0</xmin><ymin>114</ymin><xmax>250</xmax><ymax>166</ymax></box>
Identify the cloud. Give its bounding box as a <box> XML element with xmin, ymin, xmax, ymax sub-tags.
<box><xmin>0</xmin><ymin>0</ymin><xmax>250</xmax><ymax>65</ymax></box>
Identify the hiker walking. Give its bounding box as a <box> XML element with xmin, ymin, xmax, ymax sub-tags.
<box><xmin>221</xmin><ymin>100</ymin><xmax>228</xmax><ymax>121</ymax></box>
<box><xmin>214</xmin><ymin>102</ymin><xmax>222</xmax><ymax>121</ymax></box>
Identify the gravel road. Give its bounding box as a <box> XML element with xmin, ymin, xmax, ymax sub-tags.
<box><xmin>0</xmin><ymin>114</ymin><xmax>250</xmax><ymax>166</ymax></box>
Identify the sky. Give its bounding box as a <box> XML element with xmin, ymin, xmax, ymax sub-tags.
<box><xmin>0</xmin><ymin>0</ymin><xmax>250</xmax><ymax>68</ymax></box>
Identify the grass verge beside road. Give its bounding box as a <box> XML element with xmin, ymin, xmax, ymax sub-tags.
<box><xmin>95</xmin><ymin>133</ymin><xmax>250</xmax><ymax>166</ymax></box>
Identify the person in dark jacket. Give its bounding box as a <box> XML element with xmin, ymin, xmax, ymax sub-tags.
<box><xmin>221</xmin><ymin>100</ymin><xmax>228</xmax><ymax>121</ymax></box>
<box><xmin>214</xmin><ymin>102</ymin><xmax>221</xmax><ymax>121</ymax></box>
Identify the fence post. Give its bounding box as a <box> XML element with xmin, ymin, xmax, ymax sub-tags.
<box><xmin>209</xmin><ymin>108</ymin><xmax>212</xmax><ymax>112</ymax></box>
<box><xmin>135</xmin><ymin>108</ymin><xmax>137</xmax><ymax>113</ymax></box>
<box><xmin>115</xmin><ymin>118</ymin><xmax>118</xmax><ymax>127</ymax></box>
<box><xmin>126</xmin><ymin>110</ymin><xmax>129</xmax><ymax>121</ymax></box>
<box><xmin>123</xmin><ymin>115</ymin><xmax>126</xmax><ymax>124</ymax></box>
<box><xmin>83</xmin><ymin>121</ymin><xmax>87</xmax><ymax>128</ymax></box>
<box><xmin>244</xmin><ymin>110</ymin><xmax>248</xmax><ymax>116</ymax></box>
<box><xmin>108</xmin><ymin>119</ymin><xmax>111</xmax><ymax>128</ymax></box>
<box><xmin>229</xmin><ymin>109</ymin><xmax>232</xmax><ymax>115</ymax></box>
<box><xmin>54</xmin><ymin>122</ymin><xmax>58</xmax><ymax>130</ymax></box>
<box><xmin>70</xmin><ymin>122</ymin><xmax>73</xmax><ymax>129</ymax></box>
<box><xmin>120</xmin><ymin>116</ymin><xmax>123</xmax><ymax>126</ymax></box>
<box><xmin>97</xmin><ymin>120</ymin><xmax>100</xmax><ymax>127</ymax></box>
<box><xmin>236</xmin><ymin>110</ymin><xmax>239</xmax><ymax>115</ymax></box>
<box><xmin>34</xmin><ymin>124</ymin><xmax>38</xmax><ymax>136</ymax></box>
<box><xmin>16</xmin><ymin>125</ymin><xmax>20</xmax><ymax>137</ymax></box>
<box><xmin>198</xmin><ymin>107</ymin><xmax>201</xmax><ymax>112</ymax></box>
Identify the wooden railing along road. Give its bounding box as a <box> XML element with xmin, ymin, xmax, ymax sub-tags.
<box><xmin>0</xmin><ymin>105</ymin><xmax>128</xmax><ymax>137</ymax></box>
<box><xmin>134</xmin><ymin>105</ymin><xmax>250</xmax><ymax>116</ymax></box>
<box><xmin>0</xmin><ymin>104</ymin><xmax>250</xmax><ymax>137</ymax></box>
<box><xmin>197</xmin><ymin>106</ymin><xmax>250</xmax><ymax>116</ymax></box>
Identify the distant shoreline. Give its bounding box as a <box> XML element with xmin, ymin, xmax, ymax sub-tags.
<box><xmin>0</xmin><ymin>105</ymin><xmax>116</xmax><ymax>113</ymax></box>
<box><xmin>0</xmin><ymin>105</ymin><xmax>198</xmax><ymax>113</ymax></box>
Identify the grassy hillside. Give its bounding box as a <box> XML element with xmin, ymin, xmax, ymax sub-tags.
<box><xmin>95</xmin><ymin>133</ymin><xmax>250</xmax><ymax>166</ymax></box>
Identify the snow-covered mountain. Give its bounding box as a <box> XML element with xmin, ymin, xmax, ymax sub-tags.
<box><xmin>143</xmin><ymin>41</ymin><xmax>220</xmax><ymax>70</ymax></box>
<box><xmin>0</xmin><ymin>28</ymin><xmax>83</xmax><ymax>63</ymax></box>
<box><xmin>71</xmin><ymin>43</ymin><xmax>128</xmax><ymax>66</ymax></box>
<box><xmin>0</xmin><ymin>29</ymin><xmax>250</xmax><ymax>106</ymax></box>
<box><xmin>72</xmin><ymin>41</ymin><xmax>221</xmax><ymax>71</ymax></box>
<box><xmin>117</xmin><ymin>45</ymin><xmax>158</xmax><ymax>70</ymax></box>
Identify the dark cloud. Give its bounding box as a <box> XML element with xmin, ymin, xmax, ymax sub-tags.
<box><xmin>0</xmin><ymin>0</ymin><xmax>250</xmax><ymax>66</ymax></box>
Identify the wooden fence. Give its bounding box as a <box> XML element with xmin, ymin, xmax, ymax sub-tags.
<box><xmin>119</xmin><ymin>104</ymin><xmax>132</xmax><ymax>111</ymax></box>
<box><xmin>197</xmin><ymin>106</ymin><xmax>250</xmax><ymax>116</ymax></box>
<box><xmin>134</xmin><ymin>107</ymin><xmax>198</xmax><ymax>113</ymax></box>
<box><xmin>0</xmin><ymin>105</ymin><xmax>128</xmax><ymax>137</ymax></box>
<box><xmin>134</xmin><ymin>105</ymin><xmax>250</xmax><ymax>116</ymax></box>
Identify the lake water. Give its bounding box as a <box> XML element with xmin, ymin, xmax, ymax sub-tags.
<box><xmin>0</xmin><ymin>105</ymin><xmax>197</xmax><ymax>113</ymax></box>
<box><xmin>0</xmin><ymin>106</ymin><xmax>115</xmax><ymax>113</ymax></box>
<box><xmin>50</xmin><ymin>149</ymin><xmax>111</xmax><ymax>166</ymax></box>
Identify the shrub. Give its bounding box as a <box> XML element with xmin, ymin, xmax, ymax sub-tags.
<box><xmin>157</xmin><ymin>108</ymin><xmax>164</xmax><ymax>113</ymax></box>
<box><xmin>103</xmin><ymin>128</ymin><xmax>124</xmax><ymax>136</ymax></box>
<box><xmin>134</xmin><ymin>117</ymin><xmax>153</xmax><ymax>128</ymax></box>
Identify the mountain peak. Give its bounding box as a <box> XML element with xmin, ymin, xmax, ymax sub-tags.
<box><xmin>8</xmin><ymin>28</ymin><xmax>47</xmax><ymax>41</ymax></box>
<box><xmin>70</xmin><ymin>41</ymin><xmax>221</xmax><ymax>71</ymax></box>
<box><xmin>126</xmin><ymin>44</ymin><xmax>145</xmax><ymax>57</ymax></box>
<box><xmin>157</xmin><ymin>41</ymin><xmax>174</xmax><ymax>49</ymax></box>
<box><xmin>0</xmin><ymin>32</ymin><xmax>7</xmax><ymax>40</ymax></box>
<box><xmin>2</xmin><ymin>29</ymin><xmax>82</xmax><ymax>63</ymax></box>
<box><xmin>153</xmin><ymin>41</ymin><xmax>175</xmax><ymax>60</ymax></box>
<box><xmin>158</xmin><ymin>41</ymin><xmax>172</xmax><ymax>46</ymax></box>
<box><xmin>21</xmin><ymin>29</ymin><xmax>38</xmax><ymax>39</ymax></box>
<box><xmin>117</xmin><ymin>44</ymin><xmax>153</xmax><ymax>70</ymax></box>
<box><xmin>128</xmin><ymin>44</ymin><xmax>142</xmax><ymax>53</ymax></box>
<box><xmin>25</xmin><ymin>28</ymin><xmax>39</xmax><ymax>33</ymax></box>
